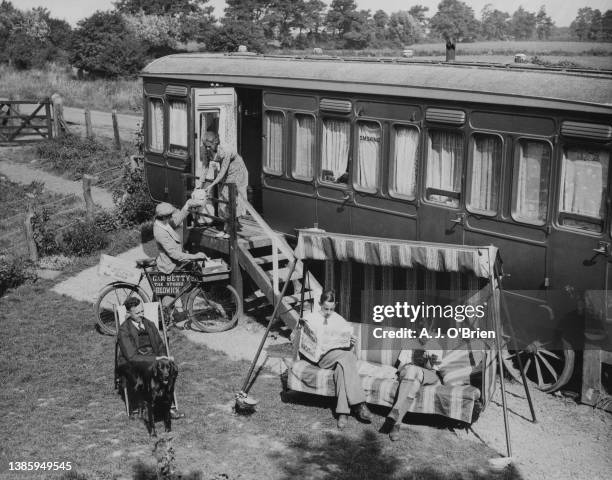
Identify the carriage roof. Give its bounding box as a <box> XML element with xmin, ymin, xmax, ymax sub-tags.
<box><xmin>142</xmin><ymin>53</ymin><xmax>612</xmax><ymax>115</ymax></box>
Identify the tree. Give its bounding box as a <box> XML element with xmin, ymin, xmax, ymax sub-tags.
<box><xmin>114</xmin><ymin>0</ymin><xmax>212</xmax><ymax>16</ymax></box>
<box><xmin>408</xmin><ymin>5</ymin><xmax>429</xmax><ymax>29</ymax></box>
<box><xmin>207</xmin><ymin>19</ymin><xmax>266</xmax><ymax>53</ymax></box>
<box><xmin>603</xmin><ymin>10</ymin><xmax>612</xmax><ymax>41</ymax></box>
<box><xmin>224</xmin><ymin>0</ymin><xmax>272</xmax><ymax>23</ymax></box>
<box><xmin>429</xmin><ymin>0</ymin><xmax>480</xmax><ymax>42</ymax></box>
<box><xmin>71</xmin><ymin>11</ymin><xmax>147</xmax><ymax>77</ymax></box>
<box><xmin>535</xmin><ymin>6</ymin><xmax>554</xmax><ymax>40</ymax></box>
<box><xmin>480</xmin><ymin>4</ymin><xmax>509</xmax><ymax>40</ymax></box>
<box><xmin>325</xmin><ymin>0</ymin><xmax>358</xmax><ymax>38</ymax></box>
<box><xmin>123</xmin><ymin>12</ymin><xmax>182</xmax><ymax>56</ymax></box>
<box><xmin>372</xmin><ymin>9</ymin><xmax>389</xmax><ymax>41</ymax></box>
<box><xmin>509</xmin><ymin>6</ymin><xmax>537</xmax><ymax>40</ymax></box>
<box><xmin>264</xmin><ymin>0</ymin><xmax>310</xmax><ymax>46</ymax></box>
<box><xmin>388</xmin><ymin>11</ymin><xmax>424</xmax><ymax>46</ymax></box>
<box><xmin>570</xmin><ymin>7</ymin><xmax>600</xmax><ymax>40</ymax></box>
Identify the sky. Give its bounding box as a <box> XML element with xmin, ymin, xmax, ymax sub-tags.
<box><xmin>13</xmin><ymin>0</ymin><xmax>612</xmax><ymax>28</ymax></box>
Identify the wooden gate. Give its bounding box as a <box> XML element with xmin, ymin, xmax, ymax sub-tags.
<box><xmin>0</xmin><ymin>99</ymin><xmax>53</xmax><ymax>143</ymax></box>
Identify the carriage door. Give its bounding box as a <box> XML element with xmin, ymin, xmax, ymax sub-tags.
<box><xmin>418</xmin><ymin>118</ymin><xmax>466</xmax><ymax>244</ymax></box>
<box><xmin>192</xmin><ymin>88</ymin><xmax>237</xmax><ymax>183</ymax></box>
<box><xmin>548</xmin><ymin>132</ymin><xmax>611</xmax><ymax>338</ymax></box>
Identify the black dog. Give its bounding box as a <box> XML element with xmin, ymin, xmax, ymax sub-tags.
<box><xmin>137</xmin><ymin>357</ymin><xmax>178</xmax><ymax>437</ymax></box>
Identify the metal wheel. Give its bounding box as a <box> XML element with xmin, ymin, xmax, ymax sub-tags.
<box><xmin>501</xmin><ymin>335</ymin><xmax>575</xmax><ymax>393</ymax></box>
<box><xmin>187</xmin><ymin>284</ymin><xmax>242</xmax><ymax>333</ymax></box>
<box><xmin>94</xmin><ymin>282</ymin><xmax>150</xmax><ymax>335</ymax></box>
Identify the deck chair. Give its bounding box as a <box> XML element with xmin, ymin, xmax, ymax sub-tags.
<box><xmin>114</xmin><ymin>302</ymin><xmax>178</xmax><ymax>416</ymax></box>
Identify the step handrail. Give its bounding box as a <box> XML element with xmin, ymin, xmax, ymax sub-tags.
<box><xmin>238</xmin><ymin>191</ymin><xmax>295</xmax><ymax>294</ymax></box>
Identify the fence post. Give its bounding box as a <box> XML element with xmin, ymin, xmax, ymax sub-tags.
<box><xmin>228</xmin><ymin>184</ymin><xmax>243</xmax><ymax>301</ymax></box>
<box><xmin>23</xmin><ymin>200</ymin><xmax>38</xmax><ymax>263</ymax></box>
<box><xmin>51</xmin><ymin>93</ymin><xmax>65</xmax><ymax>138</ymax></box>
<box><xmin>85</xmin><ymin>109</ymin><xmax>93</xmax><ymax>138</ymax></box>
<box><xmin>112</xmin><ymin>109</ymin><xmax>121</xmax><ymax>150</ymax></box>
<box><xmin>44</xmin><ymin>98</ymin><xmax>53</xmax><ymax>139</ymax></box>
<box><xmin>82</xmin><ymin>175</ymin><xmax>96</xmax><ymax>220</ymax></box>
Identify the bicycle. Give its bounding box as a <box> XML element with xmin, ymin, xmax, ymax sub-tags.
<box><xmin>94</xmin><ymin>257</ymin><xmax>242</xmax><ymax>336</ymax></box>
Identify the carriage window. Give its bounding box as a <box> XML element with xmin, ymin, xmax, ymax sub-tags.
<box><xmin>293</xmin><ymin>114</ymin><xmax>315</xmax><ymax>180</ymax></box>
<box><xmin>467</xmin><ymin>134</ymin><xmax>502</xmax><ymax>216</ymax></box>
<box><xmin>147</xmin><ymin>98</ymin><xmax>164</xmax><ymax>152</ymax></box>
<box><xmin>264</xmin><ymin>111</ymin><xmax>284</xmax><ymax>175</ymax></box>
<box><xmin>558</xmin><ymin>146</ymin><xmax>609</xmax><ymax>232</ymax></box>
<box><xmin>168</xmin><ymin>100</ymin><xmax>188</xmax><ymax>156</ymax></box>
<box><xmin>390</xmin><ymin>125</ymin><xmax>419</xmax><ymax>199</ymax></box>
<box><xmin>425</xmin><ymin>130</ymin><xmax>463</xmax><ymax>207</ymax></box>
<box><xmin>512</xmin><ymin>139</ymin><xmax>551</xmax><ymax>226</ymax></box>
<box><xmin>321</xmin><ymin>118</ymin><xmax>350</xmax><ymax>184</ymax></box>
<box><xmin>355</xmin><ymin>121</ymin><xmax>381</xmax><ymax>191</ymax></box>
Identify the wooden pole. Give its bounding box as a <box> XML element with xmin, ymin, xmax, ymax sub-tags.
<box><xmin>112</xmin><ymin>109</ymin><xmax>121</xmax><ymax>150</ymax></box>
<box><xmin>228</xmin><ymin>184</ymin><xmax>243</xmax><ymax>301</ymax></box>
<box><xmin>85</xmin><ymin>109</ymin><xmax>93</xmax><ymax>138</ymax></box>
<box><xmin>51</xmin><ymin>93</ymin><xmax>64</xmax><ymax>138</ymax></box>
<box><xmin>44</xmin><ymin>99</ymin><xmax>53</xmax><ymax>139</ymax></box>
<box><xmin>82</xmin><ymin>175</ymin><xmax>96</xmax><ymax>220</ymax></box>
<box><xmin>23</xmin><ymin>201</ymin><xmax>38</xmax><ymax>263</ymax></box>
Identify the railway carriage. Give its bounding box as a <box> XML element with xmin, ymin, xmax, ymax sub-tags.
<box><xmin>140</xmin><ymin>53</ymin><xmax>612</xmax><ymax>393</ymax></box>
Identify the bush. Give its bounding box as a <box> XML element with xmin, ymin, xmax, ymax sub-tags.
<box><xmin>59</xmin><ymin>221</ymin><xmax>108</xmax><ymax>256</ymax></box>
<box><xmin>35</xmin><ymin>134</ymin><xmax>121</xmax><ymax>180</ymax></box>
<box><xmin>31</xmin><ymin>208</ymin><xmax>60</xmax><ymax>256</ymax></box>
<box><xmin>32</xmin><ymin>208</ymin><xmax>111</xmax><ymax>256</ymax></box>
<box><xmin>0</xmin><ymin>255</ymin><xmax>36</xmax><ymax>296</ymax></box>
<box><xmin>112</xmin><ymin>164</ymin><xmax>156</xmax><ymax>226</ymax></box>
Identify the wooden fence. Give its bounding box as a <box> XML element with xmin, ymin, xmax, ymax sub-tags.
<box><xmin>0</xmin><ymin>99</ymin><xmax>53</xmax><ymax>143</ymax></box>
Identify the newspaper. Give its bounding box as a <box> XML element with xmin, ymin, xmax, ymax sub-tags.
<box><xmin>298</xmin><ymin>320</ymin><xmax>353</xmax><ymax>363</ymax></box>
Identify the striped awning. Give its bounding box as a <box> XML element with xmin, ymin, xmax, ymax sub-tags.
<box><xmin>294</xmin><ymin>230</ymin><xmax>498</xmax><ymax>279</ymax></box>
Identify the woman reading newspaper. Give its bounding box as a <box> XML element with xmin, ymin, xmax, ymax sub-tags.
<box><xmin>299</xmin><ymin>290</ymin><xmax>373</xmax><ymax>429</ymax></box>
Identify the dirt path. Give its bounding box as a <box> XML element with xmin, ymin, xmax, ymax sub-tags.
<box><xmin>0</xmin><ymin>148</ymin><xmax>114</xmax><ymax>209</ymax></box>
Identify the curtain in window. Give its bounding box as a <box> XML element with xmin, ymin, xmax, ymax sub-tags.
<box><xmin>392</xmin><ymin>126</ymin><xmax>419</xmax><ymax>198</ymax></box>
<box><xmin>265</xmin><ymin>111</ymin><xmax>283</xmax><ymax>173</ymax></box>
<box><xmin>293</xmin><ymin>114</ymin><xmax>314</xmax><ymax>179</ymax></box>
<box><xmin>560</xmin><ymin>147</ymin><xmax>608</xmax><ymax>219</ymax></box>
<box><xmin>426</xmin><ymin>131</ymin><xmax>463</xmax><ymax>206</ymax></box>
<box><xmin>356</xmin><ymin>122</ymin><xmax>381</xmax><ymax>190</ymax></box>
<box><xmin>514</xmin><ymin>141</ymin><xmax>550</xmax><ymax>225</ymax></box>
<box><xmin>148</xmin><ymin>99</ymin><xmax>163</xmax><ymax>151</ymax></box>
<box><xmin>469</xmin><ymin>135</ymin><xmax>501</xmax><ymax>214</ymax></box>
<box><xmin>168</xmin><ymin>101</ymin><xmax>187</xmax><ymax>152</ymax></box>
<box><xmin>321</xmin><ymin>119</ymin><xmax>350</xmax><ymax>182</ymax></box>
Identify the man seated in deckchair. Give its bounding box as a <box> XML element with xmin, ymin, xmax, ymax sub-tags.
<box><xmin>385</xmin><ymin>335</ymin><xmax>444</xmax><ymax>441</ymax></box>
<box><xmin>116</xmin><ymin>297</ymin><xmax>184</xmax><ymax>419</ymax></box>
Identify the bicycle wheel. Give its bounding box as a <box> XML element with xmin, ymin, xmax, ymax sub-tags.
<box><xmin>187</xmin><ymin>284</ymin><xmax>242</xmax><ymax>333</ymax></box>
<box><xmin>94</xmin><ymin>282</ymin><xmax>150</xmax><ymax>335</ymax></box>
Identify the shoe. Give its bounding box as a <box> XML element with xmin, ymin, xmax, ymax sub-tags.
<box><xmin>170</xmin><ymin>410</ymin><xmax>186</xmax><ymax>420</ymax></box>
<box><xmin>389</xmin><ymin>423</ymin><xmax>401</xmax><ymax>441</ymax></box>
<box><xmin>337</xmin><ymin>414</ymin><xmax>348</xmax><ymax>430</ymax></box>
<box><xmin>353</xmin><ymin>403</ymin><xmax>373</xmax><ymax>423</ymax></box>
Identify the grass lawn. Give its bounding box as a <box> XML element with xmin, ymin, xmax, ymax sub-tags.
<box><xmin>0</xmin><ymin>230</ymin><xmax>523</xmax><ymax>480</ymax></box>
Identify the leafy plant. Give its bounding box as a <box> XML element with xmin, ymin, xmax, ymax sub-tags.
<box><xmin>112</xmin><ymin>164</ymin><xmax>156</xmax><ymax>226</ymax></box>
<box><xmin>58</xmin><ymin>221</ymin><xmax>108</xmax><ymax>256</ymax></box>
<box><xmin>0</xmin><ymin>254</ymin><xmax>36</xmax><ymax>296</ymax></box>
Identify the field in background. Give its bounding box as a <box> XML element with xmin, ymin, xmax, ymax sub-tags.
<box><xmin>0</xmin><ymin>42</ymin><xmax>610</xmax><ymax>116</ymax></box>
<box><xmin>0</xmin><ymin>64</ymin><xmax>142</xmax><ymax>115</ymax></box>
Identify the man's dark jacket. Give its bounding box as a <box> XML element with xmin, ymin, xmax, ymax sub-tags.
<box><xmin>117</xmin><ymin>316</ymin><xmax>167</xmax><ymax>369</ymax></box>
